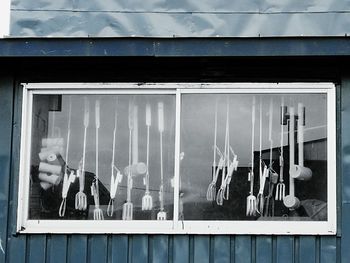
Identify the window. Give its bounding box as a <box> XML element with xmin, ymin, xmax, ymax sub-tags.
<box><xmin>17</xmin><ymin>83</ymin><xmax>336</xmax><ymax>234</ymax></box>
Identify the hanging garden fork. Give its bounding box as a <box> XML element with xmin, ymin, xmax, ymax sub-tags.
<box><xmin>107</xmin><ymin>98</ymin><xmax>123</xmax><ymax>217</ymax></box>
<box><xmin>206</xmin><ymin>100</ymin><xmax>219</xmax><ymax>201</ymax></box>
<box><xmin>257</xmin><ymin>163</ymin><xmax>268</xmax><ymax>215</ymax></box>
<box><xmin>123</xmin><ymin>99</ymin><xmax>134</xmax><ymax>220</ymax></box>
<box><xmin>264</xmin><ymin>168</ymin><xmax>279</xmax><ymax>217</ymax></box>
<box><xmin>92</xmin><ymin>99</ymin><xmax>104</xmax><ymax>220</ymax></box>
<box><xmin>246</xmin><ymin>169</ymin><xmax>257</xmax><ymax>216</ymax></box>
<box><xmin>264</xmin><ymin>97</ymin><xmax>276</xmax><ymax>216</ymax></box>
<box><xmin>275</xmin><ymin>150</ymin><xmax>286</xmax><ymax>201</ymax></box>
<box><xmin>246</xmin><ymin>96</ymin><xmax>257</xmax><ymax>216</ymax></box>
<box><xmin>224</xmin><ymin>147</ymin><xmax>238</xmax><ymax>200</ymax></box>
<box><xmin>107</xmin><ymin>166</ymin><xmax>123</xmax><ymax>217</ymax></box>
<box><xmin>142</xmin><ymin>103</ymin><xmax>153</xmax><ymax>211</ymax></box>
<box><xmin>216</xmin><ymin>99</ymin><xmax>229</xmax><ymax>206</ymax></box>
<box><xmin>256</xmin><ymin>97</ymin><xmax>265</xmax><ymax>214</ymax></box>
<box><xmin>276</xmin><ymin>97</ymin><xmax>286</xmax><ymax>201</ymax></box>
<box><xmin>157</xmin><ymin>102</ymin><xmax>167</xmax><ymax>220</ymax></box>
<box><xmin>59</xmin><ymin>170</ymin><xmax>75</xmax><ymax>217</ymax></box>
<box><xmin>206</xmin><ymin>147</ymin><xmax>224</xmax><ymax>201</ymax></box>
<box><xmin>75</xmin><ymin>97</ymin><xmax>89</xmax><ymax>211</ymax></box>
<box><xmin>59</xmin><ymin>96</ymin><xmax>76</xmax><ymax>217</ymax></box>
<box><xmin>91</xmin><ymin>180</ymin><xmax>104</xmax><ymax>220</ymax></box>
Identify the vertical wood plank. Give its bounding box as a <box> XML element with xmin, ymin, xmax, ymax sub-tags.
<box><xmin>213</xmin><ymin>235</ymin><xmax>230</xmax><ymax>263</ymax></box>
<box><xmin>299</xmin><ymin>236</ymin><xmax>316</xmax><ymax>263</ymax></box>
<box><xmin>7</xmin><ymin>82</ymin><xmax>26</xmax><ymax>263</ymax></box>
<box><xmin>0</xmin><ymin>76</ymin><xmax>14</xmax><ymax>263</ymax></box>
<box><xmin>47</xmin><ymin>235</ymin><xmax>68</xmax><ymax>263</ymax></box>
<box><xmin>27</xmin><ymin>235</ymin><xmax>47</xmax><ymax>263</ymax></box>
<box><xmin>67</xmin><ymin>235</ymin><xmax>87</xmax><ymax>263</ymax></box>
<box><xmin>193</xmin><ymin>236</ymin><xmax>210</xmax><ymax>263</ymax></box>
<box><xmin>7</xmin><ymin>124</ymin><xmax>25</xmax><ymax>262</ymax></box>
<box><xmin>234</xmin><ymin>236</ymin><xmax>251</xmax><ymax>263</ymax></box>
<box><xmin>7</xmin><ymin>235</ymin><xmax>26</xmax><ymax>263</ymax></box>
<box><xmin>110</xmin><ymin>235</ymin><xmax>128</xmax><ymax>263</ymax></box>
<box><xmin>276</xmin><ymin>236</ymin><xmax>294</xmax><ymax>263</ymax></box>
<box><xmin>341</xmin><ymin>78</ymin><xmax>350</xmax><ymax>203</ymax></box>
<box><xmin>151</xmin><ymin>235</ymin><xmax>169</xmax><ymax>263</ymax></box>
<box><xmin>131</xmin><ymin>235</ymin><xmax>148</xmax><ymax>263</ymax></box>
<box><xmin>89</xmin><ymin>235</ymin><xmax>108</xmax><ymax>263</ymax></box>
<box><xmin>173</xmin><ymin>235</ymin><xmax>189</xmax><ymax>263</ymax></box>
<box><xmin>341</xmin><ymin>79</ymin><xmax>350</xmax><ymax>263</ymax></box>
<box><xmin>230</xmin><ymin>236</ymin><xmax>235</xmax><ymax>263</ymax></box>
<box><xmin>341</xmin><ymin>203</ymin><xmax>350</xmax><ymax>262</ymax></box>
<box><xmin>256</xmin><ymin>236</ymin><xmax>272</xmax><ymax>263</ymax></box>
<box><xmin>320</xmin><ymin>236</ymin><xmax>337</xmax><ymax>263</ymax></box>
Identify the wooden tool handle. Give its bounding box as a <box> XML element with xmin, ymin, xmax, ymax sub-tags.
<box><xmin>158</xmin><ymin>102</ymin><xmax>164</xmax><ymax>132</ymax></box>
<box><xmin>111</xmin><ymin>99</ymin><xmax>117</xmax><ymax>173</ymax></box>
<box><xmin>146</xmin><ymin>103</ymin><xmax>151</xmax><ymax>126</ymax></box>
<box><xmin>95</xmin><ymin>100</ymin><xmax>100</xmax><ymax>128</ymax></box>
<box><xmin>289</xmin><ymin>107</ymin><xmax>295</xmax><ymax>196</ymax></box>
<box><xmin>128</xmin><ymin>99</ymin><xmax>134</xmax><ymax>130</ymax></box>
<box><xmin>68</xmin><ymin>96</ymin><xmax>72</xmax><ymax>129</ymax></box>
<box><xmin>84</xmin><ymin>97</ymin><xmax>89</xmax><ymax>128</ymax></box>
<box><xmin>298</xmin><ymin>103</ymin><xmax>304</xmax><ymax>166</ymax></box>
<box><xmin>132</xmin><ymin>105</ymin><xmax>139</xmax><ymax>164</ymax></box>
<box><xmin>251</xmin><ymin>96</ymin><xmax>255</xmax><ymax>171</ymax></box>
<box><xmin>268</xmin><ymin>98</ymin><xmax>273</xmax><ymax>141</ymax></box>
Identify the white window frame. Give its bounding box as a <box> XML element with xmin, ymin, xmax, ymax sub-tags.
<box><xmin>17</xmin><ymin>82</ymin><xmax>337</xmax><ymax>235</ymax></box>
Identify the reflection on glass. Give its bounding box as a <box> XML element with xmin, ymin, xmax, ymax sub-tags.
<box><xmin>180</xmin><ymin>94</ymin><xmax>327</xmax><ymax>221</ymax></box>
<box><xmin>29</xmin><ymin>94</ymin><xmax>175</xmax><ymax>220</ymax></box>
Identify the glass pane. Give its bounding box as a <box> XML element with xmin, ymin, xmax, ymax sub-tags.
<box><xmin>180</xmin><ymin>93</ymin><xmax>327</xmax><ymax>221</ymax></box>
<box><xmin>29</xmin><ymin>94</ymin><xmax>175</xmax><ymax>220</ymax></box>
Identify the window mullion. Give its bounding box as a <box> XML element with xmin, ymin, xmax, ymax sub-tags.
<box><xmin>172</xmin><ymin>89</ymin><xmax>181</xmax><ymax>229</ymax></box>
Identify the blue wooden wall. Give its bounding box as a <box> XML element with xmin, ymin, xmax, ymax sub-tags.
<box><xmin>0</xmin><ymin>76</ymin><xmax>347</xmax><ymax>263</ymax></box>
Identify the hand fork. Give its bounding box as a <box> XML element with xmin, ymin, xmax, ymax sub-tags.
<box><xmin>142</xmin><ymin>103</ymin><xmax>153</xmax><ymax>211</ymax></box>
<box><xmin>75</xmin><ymin>161</ymin><xmax>87</xmax><ymax>210</ymax></box>
<box><xmin>91</xmin><ymin>182</ymin><xmax>104</xmax><ymax>220</ymax></box>
<box><xmin>257</xmin><ymin>164</ymin><xmax>268</xmax><ymax>214</ymax></box>
<box><xmin>276</xmin><ymin>98</ymin><xmax>286</xmax><ymax>201</ymax></box>
<box><xmin>123</xmin><ymin>99</ymin><xmax>134</xmax><ymax>220</ymax></box>
<box><xmin>60</xmin><ymin>96</ymin><xmax>74</xmax><ymax>217</ymax></box>
<box><xmin>224</xmin><ymin>150</ymin><xmax>239</xmax><ymax>200</ymax></box>
<box><xmin>107</xmin><ymin>168</ymin><xmax>123</xmax><ymax>217</ymax></box>
<box><xmin>206</xmin><ymin>147</ymin><xmax>224</xmax><ymax>201</ymax></box>
<box><xmin>157</xmin><ymin>102</ymin><xmax>167</xmax><ymax>220</ymax></box>
<box><xmin>207</xmin><ymin>100</ymin><xmax>219</xmax><ymax>202</ymax></box>
<box><xmin>216</xmin><ymin>158</ymin><xmax>227</xmax><ymax>206</ymax></box>
<box><xmin>216</xmin><ymin>100</ymin><xmax>229</xmax><ymax>206</ymax></box>
<box><xmin>59</xmin><ymin>170</ymin><xmax>75</xmax><ymax>217</ymax></box>
<box><xmin>107</xmin><ymin>98</ymin><xmax>121</xmax><ymax>217</ymax></box>
<box><xmin>247</xmin><ymin>96</ymin><xmax>257</xmax><ymax>216</ymax></box>
<box><xmin>75</xmin><ymin>98</ymin><xmax>89</xmax><ymax>211</ymax></box>
<box><xmin>246</xmin><ymin>171</ymin><xmax>257</xmax><ymax>216</ymax></box>
<box><xmin>275</xmin><ymin>155</ymin><xmax>286</xmax><ymax>200</ymax></box>
<box><xmin>157</xmin><ymin>185</ymin><xmax>167</xmax><ymax>220</ymax></box>
<box><xmin>92</xmin><ymin>100</ymin><xmax>104</xmax><ymax>221</ymax></box>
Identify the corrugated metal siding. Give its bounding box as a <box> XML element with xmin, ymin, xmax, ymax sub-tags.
<box><xmin>9</xmin><ymin>0</ymin><xmax>350</xmax><ymax>37</ymax></box>
<box><xmin>0</xmin><ymin>76</ymin><xmax>348</xmax><ymax>263</ymax></box>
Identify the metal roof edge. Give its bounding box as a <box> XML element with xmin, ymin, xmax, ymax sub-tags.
<box><xmin>0</xmin><ymin>37</ymin><xmax>350</xmax><ymax>57</ymax></box>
